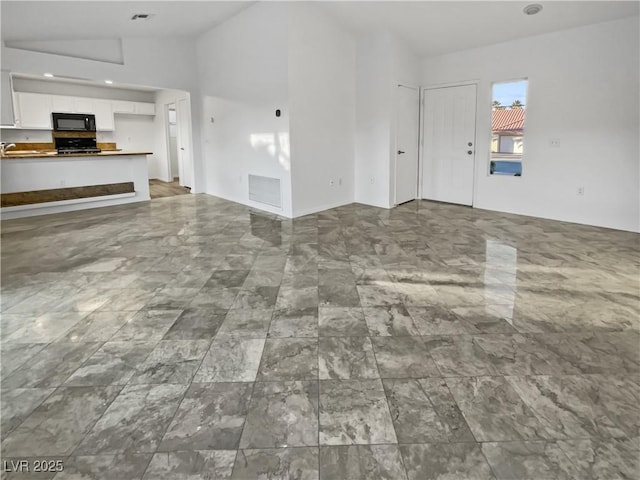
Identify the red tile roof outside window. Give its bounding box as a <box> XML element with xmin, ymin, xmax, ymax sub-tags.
<box><xmin>492</xmin><ymin>108</ymin><xmax>525</xmax><ymax>134</ymax></box>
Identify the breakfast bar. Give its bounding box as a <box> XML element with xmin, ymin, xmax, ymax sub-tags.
<box><xmin>1</xmin><ymin>151</ymin><xmax>152</xmax><ymax>219</ymax></box>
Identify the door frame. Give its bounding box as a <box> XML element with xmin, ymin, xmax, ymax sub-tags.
<box><xmin>393</xmin><ymin>83</ymin><xmax>421</xmax><ymax>206</ymax></box>
<box><xmin>420</xmin><ymin>80</ymin><xmax>479</xmax><ymax>207</ymax></box>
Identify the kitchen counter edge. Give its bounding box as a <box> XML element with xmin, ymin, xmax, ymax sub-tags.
<box><xmin>1</xmin><ymin>151</ymin><xmax>152</xmax><ymax>159</ymax></box>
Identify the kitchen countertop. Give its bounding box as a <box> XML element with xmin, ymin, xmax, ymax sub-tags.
<box><xmin>1</xmin><ymin>151</ymin><xmax>152</xmax><ymax>159</ymax></box>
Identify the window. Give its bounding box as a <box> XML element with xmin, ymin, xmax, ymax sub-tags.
<box><xmin>490</xmin><ymin>79</ymin><xmax>527</xmax><ymax>176</ymax></box>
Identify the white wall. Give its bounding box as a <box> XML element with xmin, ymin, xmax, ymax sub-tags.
<box><xmin>354</xmin><ymin>32</ymin><xmax>393</xmax><ymax>209</ymax></box>
<box><xmin>196</xmin><ymin>2</ymin><xmax>292</xmax><ymax>217</ymax></box>
<box><xmin>110</xmin><ymin>115</ymin><xmax>156</xmax><ymax>177</ymax></box>
<box><xmin>354</xmin><ymin>32</ymin><xmax>420</xmax><ymax>209</ymax></box>
<box><xmin>421</xmin><ymin>17</ymin><xmax>640</xmax><ymax>232</ymax></box>
<box><xmin>288</xmin><ymin>4</ymin><xmax>356</xmax><ymax>217</ymax></box>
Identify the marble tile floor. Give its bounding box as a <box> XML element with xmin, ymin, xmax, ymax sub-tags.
<box><xmin>1</xmin><ymin>194</ymin><xmax>639</xmax><ymax>479</ymax></box>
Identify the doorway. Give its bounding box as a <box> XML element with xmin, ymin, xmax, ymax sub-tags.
<box><xmin>167</xmin><ymin>103</ymin><xmax>179</xmax><ymax>182</ymax></box>
<box><xmin>176</xmin><ymin>97</ymin><xmax>193</xmax><ymax>189</ymax></box>
<box><xmin>394</xmin><ymin>85</ymin><xmax>420</xmax><ymax>205</ymax></box>
<box><xmin>422</xmin><ymin>83</ymin><xmax>477</xmax><ymax>206</ymax></box>
<box><xmin>150</xmin><ymin>102</ymin><xmax>190</xmax><ymax>199</ymax></box>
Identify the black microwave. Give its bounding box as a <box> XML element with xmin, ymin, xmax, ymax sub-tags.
<box><xmin>52</xmin><ymin>112</ymin><xmax>96</xmax><ymax>132</ymax></box>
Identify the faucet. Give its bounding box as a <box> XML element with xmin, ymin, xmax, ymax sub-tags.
<box><xmin>1</xmin><ymin>143</ymin><xmax>16</xmax><ymax>155</ymax></box>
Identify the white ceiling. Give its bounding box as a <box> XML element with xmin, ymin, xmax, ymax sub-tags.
<box><xmin>2</xmin><ymin>1</ymin><xmax>638</xmax><ymax>57</ymax></box>
<box><xmin>1</xmin><ymin>1</ymin><xmax>255</xmax><ymax>41</ymax></box>
<box><xmin>320</xmin><ymin>1</ymin><xmax>640</xmax><ymax>56</ymax></box>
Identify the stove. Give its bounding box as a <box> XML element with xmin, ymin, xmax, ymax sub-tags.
<box><xmin>57</xmin><ymin>148</ymin><xmax>102</xmax><ymax>154</ymax></box>
<box><xmin>54</xmin><ymin>136</ymin><xmax>101</xmax><ymax>155</ymax></box>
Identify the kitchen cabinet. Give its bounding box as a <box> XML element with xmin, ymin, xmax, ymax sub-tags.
<box><xmin>51</xmin><ymin>95</ymin><xmax>75</xmax><ymax>113</ymax></box>
<box><xmin>74</xmin><ymin>98</ymin><xmax>94</xmax><ymax>114</ymax></box>
<box><xmin>15</xmin><ymin>92</ymin><xmax>53</xmax><ymax>129</ymax></box>
<box><xmin>12</xmin><ymin>93</ymin><xmax>155</xmax><ymax>131</ymax></box>
<box><xmin>50</xmin><ymin>97</ymin><xmax>113</xmax><ymax>131</ymax></box>
<box><xmin>134</xmin><ymin>102</ymin><xmax>155</xmax><ymax>115</ymax></box>
<box><xmin>113</xmin><ymin>100</ymin><xmax>155</xmax><ymax>116</ymax></box>
<box><xmin>1</xmin><ymin>70</ymin><xmax>16</xmax><ymax>126</ymax></box>
<box><xmin>93</xmin><ymin>100</ymin><xmax>114</xmax><ymax>131</ymax></box>
<box><xmin>112</xmin><ymin>101</ymin><xmax>135</xmax><ymax>114</ymax></box>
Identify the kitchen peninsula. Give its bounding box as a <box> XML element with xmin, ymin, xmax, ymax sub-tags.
<box><xmin>1</xmin><ymin>149</ymin><xmax>152</xmax><ymax>219</ymax></box>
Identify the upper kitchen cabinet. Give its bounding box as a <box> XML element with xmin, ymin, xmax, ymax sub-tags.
<box><xmin>133</xmin><ymin>102</ymin><xmax>155</xmax><ymax>115</ymax></box>
<box><xmin>112</xmin><ymin>101</ymin><xmax>135</xmax><ymax>114</ymax></box>
<box><xmin>11</xmin><ymin>92</ymin><xmax>155</xmax><ymax>130</ymax></box>
<box><xmin>1</xmin><ymin>70</ymin><xmax>16</xmax><ymax>126</ymax></box>
<box><xmin>51</xmin><ymin>95</ymin><xmax>75</xmax><ymax>113</ymax></box>
<box><xmin>113</xmin><ymin>100</ymin><xmax>155</xmax><ymax>116</ymax></box>
<box><xmin>74</xmin><ymin>98</ymin><xmax>94</xmax><ymax>114</ymax></box>
<box><xmin>15</xmin><ymin>92</ymin><xmax>53</xmax><ymax>129</ymax></box>
<box><xmin>93</xmin><ymin>100</ymin><xmax>114</xmax><ymax>131</ymax></box>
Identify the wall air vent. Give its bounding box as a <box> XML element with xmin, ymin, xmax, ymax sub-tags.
<box><xmin>248</xmin><ymin>174</ymin><xmax>282</xmax><ymax>209</ymax></box>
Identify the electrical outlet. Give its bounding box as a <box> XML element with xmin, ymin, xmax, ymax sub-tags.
<box><xmin>60</xmin><ymin>180</ymin><xmax>66</xmax><ymax>187</ymax></box>
<box><xmin>550</xmin><ymin>138</ymin><xmax>561</xmax><ymax>148</ymax></box>
<box><xmin>577</xmin><ymin>186</ymin><xmax>585</xmax><ymax>196</ymax></box>
<box><xmin>370</xmin><ymin>177</ymin><xmax>375</xmax><ymax>184</ymax></box>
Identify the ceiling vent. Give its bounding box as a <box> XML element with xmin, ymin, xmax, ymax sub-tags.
<box><xmin>523</xmin><ymin>4</ymin><xmax>543</xmax><ymax>16</ymax></box>
<box><xmin>131</xmin><ymin>14</ymin><xmax>153</xmax><ymax>21</ymax></box>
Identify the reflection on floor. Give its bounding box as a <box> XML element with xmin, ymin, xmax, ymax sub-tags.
<box><xmin>149</xmin><ymin>178</ymin><xmax>190</xmax><ymax>199</ymax></box>
<box><xmin>1</xmin><ymin>195</ymin><xmax>638</xmax><ymax>479</ymax></box>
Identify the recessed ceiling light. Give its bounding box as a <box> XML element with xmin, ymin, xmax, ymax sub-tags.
<box><xmin>44</xmin><ymin>73</ymin><xmax>54</xmax><ymax>78</ymax></box>
<box><xmin>104</xmin><ymin>80</ymin><xmax>113</xmax><ymax>85</ymax></box>
<box><xmin>523</xmin><ymin>4</ymin><xmax>543</xmax><ymax>15</ymax></box>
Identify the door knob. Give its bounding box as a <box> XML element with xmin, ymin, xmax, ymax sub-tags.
<box><xmin>467</xmin><ymin>150</ymin><xmax>473</xmax><ymax>155</ymax></box>
<box><xmin>398</xmin><ymin>150</ymin><xmax>405</xmax><ymax>155</ymax></box>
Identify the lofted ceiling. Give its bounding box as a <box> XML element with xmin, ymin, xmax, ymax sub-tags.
<box><xmin>1</xmin><ymin>1</ymin><xmax>638</xmax><ymax>58</ymax></box>
<box><xmin>320</xmin><ymin>1</ymin><xmax>639</xmax><ymax>56</ymax></box>
<box><xmin>1</xmin><ymin>1</ymin><xmax>255</xmax><ymax>41</ymax></box>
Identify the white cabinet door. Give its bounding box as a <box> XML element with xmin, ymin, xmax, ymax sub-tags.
<box><xmin>112</xmin><ymin>101</ymin><xmax>135</xmax><ymax>113</ymax></box>
<box><xmin>135</xmin><ymin>102</ymin><xmax>155</xmax><ymax>115</ymax></box>
<box><xmin>51</xmin><ymin>95</ymin><xmax>75</xmax><ymax>113</ymax></box>
<box><xmin>74</xmin><ymin>98</ymin><xmax>94</xmax><ymax>114</ymax></box>
<box><xmin>1</xmin><ymin>70</ymin><xmax>15</xmax><ymax>126</ymax></box>
<box><xmin>113</xmin><ymin>101</ymin><xmax>155</xmax><ymax>116</ymax></box>
<box><xmin>94</xmin><ymin>101</ymin><xmax>114</xmax><ymax>131</ymax></box>
<box><xmin>16</xmin><ymin>92</ymin><xmax>52</xmax><ymax>129</ymax></box>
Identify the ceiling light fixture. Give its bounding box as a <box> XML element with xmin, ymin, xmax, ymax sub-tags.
<box><xmin>43</xmin><ymin>73</ymin><xmax>54</xmax><ymax>78</ymax></box>
<box><xmin>104</xmin><ymin>80</ymin><xmax>113</xmax><ymax>85</ymax></box>
<box><xmin>523</xmin><ymin>4</ymin><xmax>543</xmax><ymax>15</ymax></box>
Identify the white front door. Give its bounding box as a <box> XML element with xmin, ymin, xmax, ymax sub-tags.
<box><xmin>176</xmin><ymin>98</ymin><xmax>192</xmax><ymax>189</ymax></box>
<box><xmin>394</xmin><ymin>85</ymin><xmax>420</xmax><ymax>205</ymax></box>
<box><xmin>422</xmin><ymin>84</ymin><xmax>477</xmax><ymax>206</ymax></box>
